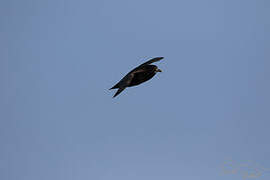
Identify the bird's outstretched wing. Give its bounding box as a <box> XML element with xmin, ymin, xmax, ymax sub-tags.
<box><xmin>138</xmin><ymin>57</ymin><xmax>164</xmax><ymax>67</ymax></box>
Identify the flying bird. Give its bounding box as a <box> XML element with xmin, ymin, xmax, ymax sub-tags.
<box><xmin>110</xmin><ymin>57</ymin><xmax>164</xmax><ymax>98</ymax></box>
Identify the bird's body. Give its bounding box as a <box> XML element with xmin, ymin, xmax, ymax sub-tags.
<box><xmin>110</xmin><ymin>57</ymin><xmax>164</xmax><ymax>98</ymax></box>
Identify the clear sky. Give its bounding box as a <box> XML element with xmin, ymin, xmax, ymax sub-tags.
<box><xmin>1</xmin><ymin>0</ymin><xmax>270</xmax><ymax>180</ymax></box>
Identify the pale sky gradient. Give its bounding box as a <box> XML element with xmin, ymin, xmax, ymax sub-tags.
<box><xmin>1</xmin><ymin>0</ymin><xmax>270</xmax><ymax>180</ymax></box>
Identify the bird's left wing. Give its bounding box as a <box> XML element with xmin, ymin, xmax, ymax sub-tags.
<box><xmin>138</xmin><ymin>57</ymin><xmax>164</xmax><ymax>67</ymax></box>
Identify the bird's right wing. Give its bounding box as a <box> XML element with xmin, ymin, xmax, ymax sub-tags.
<box><xmin>112</xmin><ymin>73</ymin><xmax>134</xmax><ymax>98</ymax></box>
<box><xmin>138</xmin><ymin>57</ymin><xmax>164</xmax><ymax>67</ymax></box>
<box><xmin>112</xmin><ymin>69</ymin><xmax>146</xmax><ymax>98</ymax></box>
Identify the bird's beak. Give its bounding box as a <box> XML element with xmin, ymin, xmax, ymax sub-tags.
<box><xmin>156</xmin><ymin>69</ymin><xmax>162</xmax><ymax>72</ymax></box>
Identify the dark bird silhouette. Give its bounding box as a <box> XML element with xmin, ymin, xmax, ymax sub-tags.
<box><xmin>110</xmin><ymin>57</ymin><xmax>164</xmax><ymax>98</ymax></box>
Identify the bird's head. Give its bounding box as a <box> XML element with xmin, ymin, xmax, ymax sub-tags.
<box><xmin>156</xmin><ymin>68</ymin><xmax>162</xmax><ymax>72</ymax></box>
<box><xmin>155</xmin><ymin>67</ymin><xmax>162</xmax><ymax>73</ymax></box>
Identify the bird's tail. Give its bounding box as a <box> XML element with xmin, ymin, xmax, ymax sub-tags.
<box><xmin>113</xmin><ymin>87</ymin><xmax>125</xmax><ymax>98</ymax></box>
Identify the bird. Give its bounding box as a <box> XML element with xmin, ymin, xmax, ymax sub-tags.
<box><xmin>110</xmin><ymin>57</ymin><xmax>164</xmax><ymax>98</ymax></box>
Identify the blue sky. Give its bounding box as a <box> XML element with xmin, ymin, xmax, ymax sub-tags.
<box><xmin>1</xmin><ymin>0</ymin><xmax>270</xmax><ymax>180</ymax></box>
